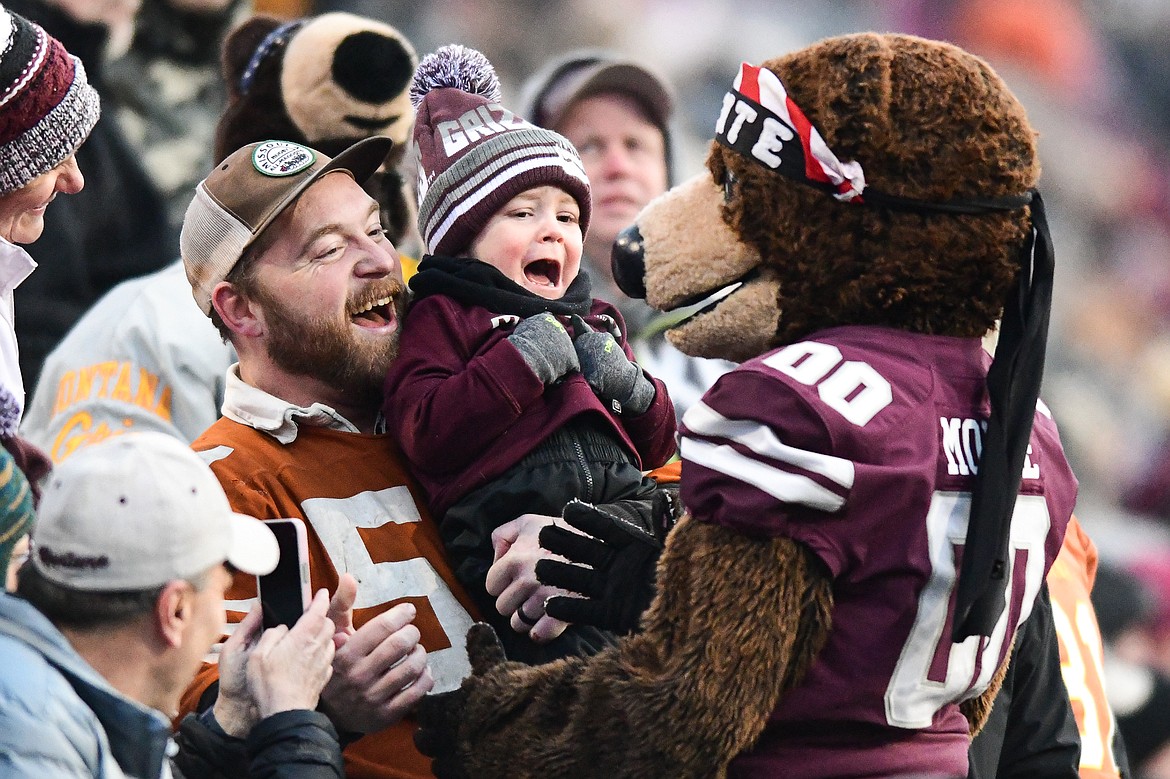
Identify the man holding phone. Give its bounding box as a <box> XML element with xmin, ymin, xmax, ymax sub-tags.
<box><xmin>178</xmin><ymin>137</ymin><xmax>479</xmax><ymax>778</ymax></box>
<box><xmin>1</xmin><ymin>432</ymin><xmax>344</xmax><ymax>776</ymax></box>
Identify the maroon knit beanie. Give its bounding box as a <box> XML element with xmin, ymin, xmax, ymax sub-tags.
<box><xmin>411</xmin><ymin>44</ymin><xmax>590</xmax><ymax>257</ymax></box>
<box><xmin>0</xmin><ymin>4</ymin><xmax>100</xmax><ymax>195</ymax></box>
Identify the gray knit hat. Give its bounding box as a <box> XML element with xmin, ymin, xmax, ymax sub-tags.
<box><xmin>411</xmin><ymin>45</ymin><xmax>590</xmax><ymax>257</ymax></box>
<box><xmin>0</xmin><ymin>4</ymin><xmax>100</xmax><ymax>195</ymax></box>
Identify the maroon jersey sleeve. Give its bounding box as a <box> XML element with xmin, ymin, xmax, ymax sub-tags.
<box><xmin>679</xmin><ymin>337</ymin><xmax>929</xmax><ymax>578</ymax></box>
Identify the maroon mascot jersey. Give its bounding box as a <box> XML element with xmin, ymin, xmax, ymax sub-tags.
<box><xmin>680</xmin><ymin>325</ymin><xmax>1077</xmax><ymax>779</ymax></box>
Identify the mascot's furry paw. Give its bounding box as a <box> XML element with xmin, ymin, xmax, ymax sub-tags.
<box><xmin>414</xmin><ymin>688</ymin><xmax>471</xmax><ymax>779</ymax></box>
<box><xmin>414</xmin><ymin>623</ymin><xmax>506</xmax><ymax>778</ymax></box>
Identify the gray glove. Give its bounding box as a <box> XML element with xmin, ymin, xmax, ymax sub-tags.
<box><xmin>507</xmin><ymin>313</ymin><xmax>579</xmax><ymax>385</ymax></box>
<box><xmin>570</xmin><ymin>315</ymin><xmax>655</xmax><ymax>415</ymax></box>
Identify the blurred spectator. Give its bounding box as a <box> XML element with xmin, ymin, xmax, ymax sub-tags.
<box><xmin>0</xmin><ymin>1</ymin><xmax>98</xmax><ymax>496</ymax></box>
<box><xmin>105</xmin><ymin>0</ymin><xmax>247</xmax><ymax>231</ymax></box>
<box><xmin>1125</xmin><ymin>557</ymin><xmax>1170</xmax><ymax>678</ymax></box>
<box><xmin>1092</xmin><ymin>561</ymin><xmax>1170</xmax><ymax>778</ymax></box>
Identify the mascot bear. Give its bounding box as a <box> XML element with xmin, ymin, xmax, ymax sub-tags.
<box><xmin>413</xmin><ymin>32</ymin><xmax>1075</xmax><ymax>779</ymax></box>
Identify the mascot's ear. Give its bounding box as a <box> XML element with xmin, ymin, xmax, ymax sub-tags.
<box><xmin>279</xmin><ymin>12</ymin><xmax>417</xmax><ymax>149</ymax></box>
<box><xmin>221</xmin><ymin>16</ymin><xmax>282</xmax><ymax>101</ymax></box>
<box><xmin>214</xmin><ymin>15</ymin><xmax>305</xmax><ymax>164</ymax></box>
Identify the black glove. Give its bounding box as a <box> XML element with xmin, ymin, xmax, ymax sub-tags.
<box><xmin>569</xmin><ymin>315</ymin><xmax>655</xmax><ymax>415</ymax></box>
<box><xmin>413</xmin><ymin>623</ymin><xmax>507</xmax><ymax>779</ymax></box>
<box><xmin>536</xmin><ymin>494</ymin><xmax>676</xmax><ymax>633</ymax></box>
<box><xmin>507</xmin><ymin>313</ymin><xmax>579</xmax><ymax>385</ymax></box>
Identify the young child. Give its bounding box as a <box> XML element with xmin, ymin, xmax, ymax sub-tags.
<box><xmin>384</xmin><ymin>46</ymin><xmax>677</xmax><ymax>664</ymax></box>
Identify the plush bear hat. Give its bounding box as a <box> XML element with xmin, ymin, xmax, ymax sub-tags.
<box><xmin>214</xmin><ymin>12</ymin><xmax>418</xmax><ymax>244</ymax></box>
<box><xmin>0</xmin><ymin>4</ymin><xmax>99</xmax><ymax>194</ymax></box>
<box><xmin>410</xmin><ymin>45</ymin><xmax>591</xmax><ymax>257</ymax></box>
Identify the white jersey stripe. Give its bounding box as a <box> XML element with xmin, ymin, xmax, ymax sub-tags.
<box><xmin>682</xmin><ymin>437</ymin><xmax>848</xmax><ymax>512</ymax></box>
<box><xmin>683</xmin><ymin>401</ymin><xmax>856</xmax><ymax>488</ymax></box>
<box><xmin>224</xmin><ymin>597</ymin><xmax>257</xmax><ymax>615</ymax></box>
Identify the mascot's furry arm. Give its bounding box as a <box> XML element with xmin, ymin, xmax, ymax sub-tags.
<box><xmin>415</xmin><ymin>515</ymin><xmax>834</xmax><ymax>779</ymax></box>
<box><xmin>536</xmin><ymin>495</ymin><xmax>1011</xmax><ymax>739</ymax></box>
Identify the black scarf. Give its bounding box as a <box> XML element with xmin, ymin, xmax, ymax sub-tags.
<box><xmin>409</xmin><ymin>255</ymin><xmax>593</xmax><ymax>318</ymax></box>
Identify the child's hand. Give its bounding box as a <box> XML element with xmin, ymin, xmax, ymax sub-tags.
<box><xmin>569</xmin><ymin>315</ymin><xmax>655</xmax><ymax>415</ymax></box>
<box><xmin>507</xmin><ymin>313</ymin><xmax>579</xmax><ymax>385</ymax></box>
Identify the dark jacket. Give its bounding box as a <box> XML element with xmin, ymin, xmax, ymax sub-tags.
<box><xmin>6</xmin><ymin>0</ymin><xmax>174</xmax><ymax>393</ymax></box>
<box><xmin>967</xmin><ymin>585</ymin><xmax>1083</xmax><ymax>779</ymax></box>
<box><xmin>172</xmin><ymin>709</ymin><xmax>344</xmax><ymax>779</ymax></box>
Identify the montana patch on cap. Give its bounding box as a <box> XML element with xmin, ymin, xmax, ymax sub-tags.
<box><xmin>252</xmin><ymin>140</ymin><xmax>317</xmax><ymax>176</ymax></box>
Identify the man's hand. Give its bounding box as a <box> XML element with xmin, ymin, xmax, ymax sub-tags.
<box><xmin>213</xmin><ymin>603</ymin><xmax>263</xmax><ymax>737</ymax></box>
<box><xmin>485</xmin><ymin>514</ymin><xmax>575</xmax><ymax>643</ymax></box>
<box><xmin>326</xmin><ymin>572</ymin><xmax>359</xmax><ymax>640</ymax></box>
<box><xmin>320</xmin><ymin>573</ymin><xmax>434</xmax><ymax>733</ymax></box>
<box><xmin>246</xmin><ymin>588</ymin><xmax>336</xmax><ymax>717</ymax></box>
<box><xmin>212</xmin><ymin>589</ymin><xmax>337</xmax><ymax>736</ymax></box>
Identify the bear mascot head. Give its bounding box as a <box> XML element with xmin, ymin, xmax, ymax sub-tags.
<box><xmin>412</xmin><ymin>33</ymin><xmax>1071</xmax><ymax>779</ymax></box>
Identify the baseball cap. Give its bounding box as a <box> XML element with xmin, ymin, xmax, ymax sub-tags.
<box><xmin>181</xmin><ymin>135</ymin><xmax>394</xmax><ymax>315</ymax></box>
<box><xmin>521</xmin><ymin>50</ymin><xmax>675</xmax><ymax>134</ymax></box>
<box><xmin>31</xmin><ymin>432</ymin><xmax>279</xmax><ymax>591</ymax></box>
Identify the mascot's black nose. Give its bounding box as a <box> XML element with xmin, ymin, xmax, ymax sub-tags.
<box><xmin>612</xmin><ymin>224</ymin><xmax>647</xmax><ymax>300</ymax></box>
<box><xmin>333</xmin><ymin>32</ymin><xmax>414</xmax><ymax>104</ymax></box>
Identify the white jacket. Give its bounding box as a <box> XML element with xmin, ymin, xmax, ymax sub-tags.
<box><xmin>21</xmin><ymin>260</ymin><xmax>234</xmax><ymax>463</ymax></box>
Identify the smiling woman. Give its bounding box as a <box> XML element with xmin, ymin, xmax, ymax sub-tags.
<box><xmin>0</xmin><ymin>157</ymin><xmax>85</xmax><ymax>245</ymax></box>
<box><xmin>0</xmin><ymin>7</ymin><xmax>99</xmax><ymax>243</ymax></box>
<box><xmin>0</xmin><ymin>3</ymin><xmax>99</xmax><ymax>433</ymax></box>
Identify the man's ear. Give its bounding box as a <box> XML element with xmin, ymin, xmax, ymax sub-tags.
<box><xmin>212</xmin><ymin>281</ymin><xmax>265</xmax><ymax>338</ymax></box>
<box><xmin>155</xmin><ymin>580</ymin><xmax>194</xmax><ymax>649</ymax></box>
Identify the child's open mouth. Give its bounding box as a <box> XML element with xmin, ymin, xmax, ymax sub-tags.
<box><xmin>524</xmin><ymin>259</ymin><xmax>562</xmax><ymax>288</ymax></box>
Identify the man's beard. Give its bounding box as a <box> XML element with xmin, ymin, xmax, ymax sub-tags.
<box><xmin>252</xmin><ymin>280</ymin><xmax>407</xmax><ymax>408</ymax></box>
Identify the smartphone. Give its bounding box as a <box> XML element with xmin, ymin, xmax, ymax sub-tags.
<box><xmin>257</xmin><ymin>518</ymin><xmax>311</xmax><ymax>630</ymax></box>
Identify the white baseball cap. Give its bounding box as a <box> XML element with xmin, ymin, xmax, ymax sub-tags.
<box><xmin>31</xmin><ymin>432</ymin><xmax>279</xmax><ymax>591</ymax></box>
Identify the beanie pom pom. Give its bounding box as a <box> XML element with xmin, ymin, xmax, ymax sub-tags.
<box><xmin>411</xmin><ymin>44</ymin><xmax>502</xmax><ymax>108</ymax></box>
